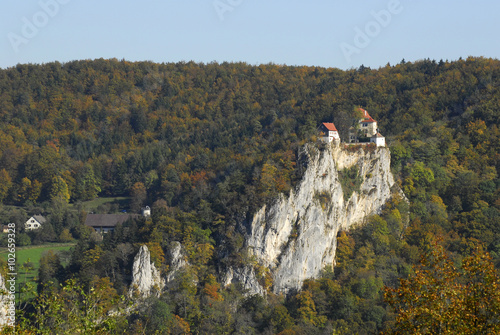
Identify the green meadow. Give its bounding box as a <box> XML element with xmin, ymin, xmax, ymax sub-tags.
<box><xmin>0</xmin><ymin>243</ymin><xmax>75</xmax><ymax>301</ymax></box>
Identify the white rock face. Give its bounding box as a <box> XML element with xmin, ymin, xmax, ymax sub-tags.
<box><xmin>129</xmin><ymin>245</ymin><xmax>165</xmax><ymax>298</ymax></box>
<box><xmin>245</xmin><ymin>143</ymin><xmax>398</xmax><ymax>293</ymax></box>
<box><xmin>165</xmin><ymin>241</ymin><xmax>188</xmax><ymax>283</ymax></box>
<box><xmin>222</xmin><ymin>266</ymin><xmax>265</xmax><ymax>296</ymax></box>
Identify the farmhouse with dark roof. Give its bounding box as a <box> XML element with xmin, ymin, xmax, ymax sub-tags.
<box><xmin>85</xmin><ymin>206</ymin><xmax>151</xmax><ymax>234</ymax></box>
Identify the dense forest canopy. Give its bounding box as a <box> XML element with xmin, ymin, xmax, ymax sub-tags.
<box><xmin>0</xmin><ymin>57</ymin><xmax>499</xmax><ymax>334</ymax></box>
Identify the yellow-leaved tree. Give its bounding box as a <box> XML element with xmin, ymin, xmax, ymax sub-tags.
<box><xmin>384</xmin><ymin>241</ymin><xmax>500</xmax><ymax>334</ymax></box>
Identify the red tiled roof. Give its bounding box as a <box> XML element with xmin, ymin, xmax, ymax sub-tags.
<box><xmin>358</xmin><ymin>108</ymin><xmax>370</xmax><ymax>118</ymax></box>
<box><xmin>322</xmin><ymin>122</ymin><xmax>337</xmax><ymax>131</ymax></box>
<box><xmin>359</xmin><ymin>108</ymin><xmax>377</xmax><ymax>123</ymax></box>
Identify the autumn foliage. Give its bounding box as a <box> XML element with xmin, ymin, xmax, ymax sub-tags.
<box><xmin>0</xmin><ymin>57</ymin><xmax>499</xmax><ymax>333</ymax></box>
<box><xmin>384</xmin><ymin>241</ymin><xmax>500</xmax><ymax>334</ymax></box>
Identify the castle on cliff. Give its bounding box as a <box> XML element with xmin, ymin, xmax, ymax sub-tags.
<box><xmin>319</xmin><ymin>108</ymin><xmax>385</xmax><ymax>147</ymax></box>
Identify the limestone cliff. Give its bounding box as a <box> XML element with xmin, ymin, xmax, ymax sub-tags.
<box><xmin>165</xmin><ymin>241</ymin><xmax>188</xmax><ymax>283</ymax></box>
<box><xmin>222</xmin><ymin>266</ymin><xmax>265</xmax><ymax>296</ymax></box>
<box><xmin>129</xmin><ymin>245</ymin><xmax>165</xmax><ymax>298</ymax></box>
<box><xmin>243</xmin><ymin>143</ymin><xmax>400</xmax><ymax>293</ymax></box>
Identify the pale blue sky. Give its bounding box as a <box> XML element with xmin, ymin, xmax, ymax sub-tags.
<box><xmin>1</xmin><ymin>0</ymin><xmax>499</xmax><ymax>69</ymax></box>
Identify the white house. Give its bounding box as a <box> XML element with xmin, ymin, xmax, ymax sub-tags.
<box><xmin>318</xmin><ymin>122</ymin><xmax>340</xmax><ymax>143</ymax></box>
<box><xmin>370</xmin><ymin>132</ymin><xmax>386</xmax><ymax>147</ymax></box>
<box><xmin>141</xmin><ymin>206</ymin><xmax>151</xmax><ymax>217</ymax></box>
<box><xmin>25</xmin><ymin>215</ymin><xmax>46</xmax><ymax>231</ymax></box>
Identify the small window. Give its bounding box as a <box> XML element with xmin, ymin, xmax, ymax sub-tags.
<box><xmin>362</xmin><ymin>123</ymin><xmax>367</xmax><ymax>127</ymax></box>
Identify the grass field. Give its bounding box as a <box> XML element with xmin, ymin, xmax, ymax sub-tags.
<box><xmin>0</xmin><ymin>243</ymin><xmax>75</xmax><ymax>301</ymax></box>
<box><xmin>0</xmin><ymin>196</ymin><xmax>129</xmax><ymax>302</ymax></box>
<box><xmin>0</xmin><ymin>243</ymin><xmax>75</xmax><ymax>268</ymax></box>
<box><xmin>74</xmin><ymin>196</ymin><xmax>131</xmax><ymax>212</ymax></box>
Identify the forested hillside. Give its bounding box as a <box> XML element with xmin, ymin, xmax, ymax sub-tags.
<box><xmin>1</xmin><ymin>57</ymin><xmax>499</xmax><ymax>334</ymax></box>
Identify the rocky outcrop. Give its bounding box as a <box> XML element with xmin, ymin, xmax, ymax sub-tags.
<box><xmin>129</xmin><ymin>144</ymin><xmax>402</xmax><ymax>296</ymax></box>
<box><xmin>243</xmin><ymin>143</ymin><xmax>400</xmax><ymax>293</ymax></box>
<box><xmin>129</xmin><ymin>245</ymin><xmax>165</xmax><ymax>298</ymax></box>
<box><xmin>222</xmin><ymin>266</ymin><xmax>265</xmax><ymax>296</ymax></box>
<box><xmin>165</xmin><ymin>241</ymin><xmax>188</xmax><ymax>283</ymax></box>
